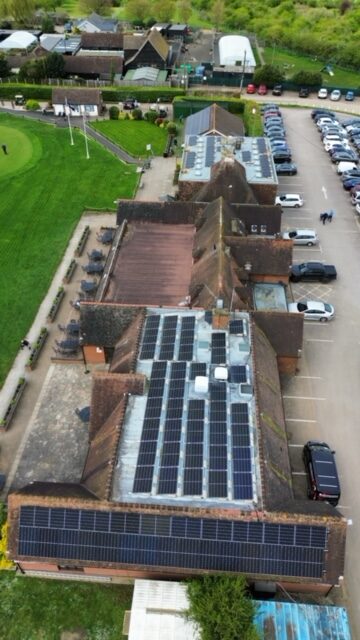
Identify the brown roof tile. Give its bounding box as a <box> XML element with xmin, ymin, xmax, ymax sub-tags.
<box><xmin>64</xmin><ymin>55</ymin><xmax>123</xmax><ymax>75</ymax></box>
<box><xmin>252</xmin><ymin>311</ymin><xmax>304</xmax><ymax>359</ymax></box>
<box><xmin>193</xmin><ymin>159</ymin><xmax>258</xmax><ymax>204</ymax></box>
<box><xmin>123</xmin><ymin>34</ymin><xmax>146</xmax><ymax>52</ymax></box>
<box><xmin>109</xmin><ymin>309</ymin><xmax>145</xmax><ymax>373</ymax></box>
<box><xmin>80</xmin><ymin>302</ymin><xmax>143</xmax><ymax>348</ymax></box>
<box><xmin>80</xmin><ymin>32</ymin><xmax>123</xmax><ymax>49</ymax></box>
<box><xmin>52</xmin><ymin>87</ymin><xmax>102</xmax><ymax>105</ymax></box>
<box><xmin>227</xmin><ymin>237</ymin><xmax>293</xmax><ymax>277</ymax></box>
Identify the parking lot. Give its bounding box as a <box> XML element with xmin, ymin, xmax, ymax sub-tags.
<box><xmin>277</xmin><ymin>107</ymin><xmax>360</xmax><ymax>631</ymax></box>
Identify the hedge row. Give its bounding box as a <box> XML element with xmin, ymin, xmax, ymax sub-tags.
<box><xmin>0</xmin><ymin>83</ymin><xmax>185</xmax><ymax>103</ymax></box>
<box><xmin>173</xmin><ymin>95</ymin><xmax>246</xmax><ymax>118</ymax></box>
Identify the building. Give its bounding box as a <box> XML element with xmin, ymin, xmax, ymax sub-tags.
<box><xmin>0</xmin><ymin>30</ymin><xmax>37</xmax><ymax>52</ymax></box>
<box><xmin>124</xmin><ymin>29</ymin><xmax>171</xmax><ymax>71</ymax></box>
<box><xmin>76</xmin><ymin>12</ymin><xmax>118</xmax><ymax>33</ymax></box>
<box><xmin>127</xmin><ymin>580</ymin><xmax>352</xmax><ymax>640</ymax></box>
<box><xmin>63</xmin><ymin>56</ymin><xmax>123</xmax><ymax>81</ymax></box>
<box><xmin>214</xmin><ymin>35</ymin><xmax>256</xmax><ymax>74</ymax></box>
<box><xmin>79</xmin><ymin>32</ymin><xmax>124</xmax><ymax>52</ymax></box>
<box><xmin>52</xmin><ymin>88</ymin><xmax>103</xmax><ymax>117</ymax></box>
<box><xmin>184</xmin><ymin>103</ymin><xmax>245</xmax><ymax>138</ymax></box>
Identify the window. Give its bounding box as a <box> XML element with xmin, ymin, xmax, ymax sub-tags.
<box><xmin>85</xmin><ymin>104</ymin><xmax>95</xmax><ymax>113</ymax></box>
<box><xmin>251</xmin><ymin>224</ymin><xmax>258</xmax><ymax>233</ymax></box>
<box><xmin>260</xmin><ymin>225</ymin><xmax>267</xmax><ymax>234</ymax></box>
<box><xmin>57</xmin><ymin>565</ymin><xmax>84</xmax><ymax>572</ymax></box>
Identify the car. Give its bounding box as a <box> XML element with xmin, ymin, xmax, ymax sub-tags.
<box><xmin>337</xmin><ymin>161</ymin><xmax>358</xmax><ymax>174</ymax></box>
<box><xmin>341</xmin><ymin>168</ymin><xmax>360</xmax><ymax>179</ymax></box>
<box><xmin>330</xmin><ymin>89</ymin><xmax>341</xmax><ymax>101</ymax></box>
<box><xmin>299</xmin><ymin>87</ymin><xmax>310</xmax><ymax>97</ymax></box>
<box><xmin>328</xmin><ymin>146</ymin><xmax>352</xmax><ymax>157</ymax></box>
<box><xmin>123</xmin><ymin>97</ymin><xmax>139</xmax><ymax>110</ymax></box>
<box><xmin>288</xmin><ymin>300</ymin><xmax>335</xmax><ymax>321</ymax></box>
<box><xmin>272</xmin><ymin>150</ymin><xmax>292</xmax><ymax>162</ymax></box>
<box><xmin>352</xmin><ymin>193</ymin><xmax>360</xmax><ymax>205</ymax></box>
<box><xmin>264</xmin><ymin>117</ymin><xmax>283</xmax><ymax>127</ymax></box>
<box><xmin>290</xmin><ymin>261</ymin><xmax>337</xmax><ymax>282</ymax></box>
<box><xmin>282</xmin><ymin>229</ymin><xmax>318</xmax><ymax>246</ymax></box>
<box><xmin>266</xmin><ymin>127</ymin><xmax>286</xmax><ymax>136</ymax></box>
<box><xmin>246</xmin><ymin>84</ymin><xmax>256</xmax><ymax>94</ymax></box>
<box><xmin>261</xmin><ymin>103</ymin><xmax>280</xmax><ymax>112</ymax></box>
<box><xmin>274</xmin><ymin>162</ymin><xmax>297</xmax><ymax>175</ymax></box>
<box><xmin>343</xmin><ymin>119</ymin><xmax>360</xmax><ymax>128</ymax></box>
<box><xmin>271</xmin><ymin>144</ymin><xmax>291</xmax><ymax>154</ymax></box>
<box><xmin>325</xmin><ymin>143</ymin><xmax>351</xmax><ymax>154</ymax></box>
<box><xmin>14</xmin><ymin>94</ymin><xmax>25</xmax><ymax>105</ymax></box>
<box><xmin>312</xmin><ymin>109</ymin><xmax>335</xmax><ymax>120</ymax></box>
<box><xmin>331</xmin><ymin>152</ymin><xmax>358</xmax><ymax>164</ymax></box>
<box><xmin>318</xmin><ymin>88</ymin><xmax>328</xmax><ymax>99</ymax></box>
<box><xmin>272</xmin><ymin>84</ymin><xmax>283</xmax><ymax>96</ymax></box>
<box><xmin>275</xmin><ymin>193</ymin><xmax>303</xmax><ymax>208</ymax></box>
<box><xmin>349</xmin><ymin>129</ymin><xmax>360</xmax><ymax>141</ymax></box>
<box><xmin>321</xmin><ymin>126</ymin><xmax>347</xmax><ymax>138</ymax></box>
<box><xmin>356</xmin><ymin>202</ymin><xmax>360</xmax><ymax>214</ymax></box>
<box><xmin>345</xmin><ymin>91</ymin><xmax>355</xmax><ymax>101</ymax></box>
<box><xmin>303</xmin><ymin>441</ymin><xmax>340</xmax><ymax>506</ymax></box>
<box><xmin>342</xmin><ymin>177</ymin><xmax>360</xmax><ymax>190</ymax></box>
<box><xmin>264</xmin><ymin>123</ymin><xmax>285</xmax><ymax>132</ymax></box>
<box><xmin>317</xmin><ymin>117</ymin><xmax>338</xmax><ymax>129</ymax></box>
<box><xmin>322</xmin><ymin>135</ymin><xmax>347</xmax><ymax>145</ymax></box>
<box><xmin>257</xmin><ymin>84</ymin><xmax>268</xmax><ymax>95</ymax></box>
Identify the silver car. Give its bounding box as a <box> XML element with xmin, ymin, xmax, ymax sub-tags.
<box><xmin>288</xmin><ymin>300</ymin><xmax>335</xmax><ymax>322</ymax></box>
<box><xmin>282</xmin><ymin>229</ymin><xmax>319</xmax><ymax>246</ymax></box>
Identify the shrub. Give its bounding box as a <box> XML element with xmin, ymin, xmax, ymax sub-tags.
<box><xmin>167</xmin><ymin>122</ymin><xmax>178</xmax><ymax>135</ymax></box>
<box><xmin>144</xmin><ymin>110</ymin><xmax>158</xmax><ymax>123</ymax></box>
<box><xmin>253</xmin><ymin>64</ymin><xmax>285</xmax><ymax>86</ymax></box>
<box><xmin>25</xmin><ymin>99</ymin><xmax>40</xmax><ymax>111</ymax></box>
<box><xmin>132</xmin><ymin>107</ymin><xmax>143</xmax><ymax>120</ymax></box>
<box><xmin>124</xmin><ymin>112</ymin><xmax>130</xmax><ymax>120</ymax></box>
<box><xmin>291</xmin><ymin>70</ymin><xmax>322</xmax><ymax>86</ymax></box>
<box><xmin>109</xmin><ymin>105</ymin><xmax>119</xmax><ymax>120</ymax></box>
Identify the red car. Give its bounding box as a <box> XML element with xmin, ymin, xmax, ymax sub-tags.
<box><xmin>246</xmin><ymin>84</ymin><xmax>256</xmax><ymax>94</ymax></box>
<box><xmin>257</xmin><ymin>84</ymin><xmax>268</xmax><ymax>95</ymax></box>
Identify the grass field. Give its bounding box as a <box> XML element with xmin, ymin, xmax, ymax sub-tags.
<box><xmin>0</xmin><ymin>572</ymin><xmax>133</xmax><ymax>640</ymax></box>
<box><xmin>91</xmin><ymin>119</ymin><xmax>169</xmax><ymax>158</ymax></box>
<box><xmin>263</xmin><ymin>46</ymin><xmax>360</xmax><ymax>89</ymax></box>
<box><xmin>0</xmin><ymin>114</ymin><xmax>138</xmax><ymax>386</ymax></box>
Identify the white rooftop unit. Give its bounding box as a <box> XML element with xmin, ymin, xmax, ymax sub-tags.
<box><xmin>218</xmin><ymin>35</ymin><xmax>256</xmax><ymax>72</ymax></box>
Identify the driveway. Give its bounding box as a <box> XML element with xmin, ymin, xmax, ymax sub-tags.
<box><xmin>279</xmin><ymin>107</ymin><xmax>360</xmax><ymax>633</ymax></box>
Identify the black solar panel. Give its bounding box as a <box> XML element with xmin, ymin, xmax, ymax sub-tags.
<box><xmin>211</xmin><ymin>332</ymin><xmax>226</xmax><ymax>365</ymax></box>
<box><xmin>158</xmin><ymin>362</ymin><xmax>186</xmax><ymax>494</ymax></box>
<box><xmin>229</xmin><ymin>366</ymin><xmax>247</xmax><ymax>383</ymax></box>
<box><xmin>178</xmin><ymin>316</ymin><xmax>195</xmax><ymax>361</ymax></box>
<box><xmin>260</xmin><ymin>155</ymin><xmax>272</xmax><ymax>178</ymax></box>
<box><xmin>257</xmin><ymin>138</ymin><xmax>266</xmax><ymax>153</ymax></box>
<box><xmin>229</xmin><ymin>319</ymin><xmax>244</xmax><ymax>335</ymax></box>
<box><xmin>185</xmin><ymin>151</ymin><xmax>196</xmax><ymax>169</ymax></box>
<box><xmin>183</xmin><ymin>399</ymin><xmax>205</xmax><ymax>496</ymax></box>
<box><xmin>158</xmin><ymin>315</ymin><xmax>178</xmax><ymax>361</ymax></box>
<box><xmin>242</xmin><ymin>151</ymin><xmax>251</xmax><ymax>162</ymax></box>
<box><xmin>208</xmin><ymin>382</ymin><xmax>228</xmax><ymax>498</ymax></box>
<box><xmin>190</xmin><ymin>363</ymin><xmax>207</xmax><ymax>380</ymax></box>
<box><xmin>140</xmin><ymin>315</ymin><xmax>160</xmax><ymax>360</ymax></box>
<box><xmin>231</xmin><ymin>402</ymin><xmax>253</xmax><ymax>500</ymax></box>
<box><xmin>18</xmin><ymin>506</ymin><xmax>328</xmax><ymax>579</ymax></box>
<box><xmin>188</xmin><ymin>135</ymin><xmax>198</xmax><ymax>146</ymax></box>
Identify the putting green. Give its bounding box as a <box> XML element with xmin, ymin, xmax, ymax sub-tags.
<box><xmin>0</xmin><ymin>124</ymin><xmax>36</xmax><ymax>177</ymax></box>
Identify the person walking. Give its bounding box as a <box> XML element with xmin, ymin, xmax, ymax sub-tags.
<box><xmin>320</xmin><ymin>212</ymin><xmax>328</xmax><ymax>225</ymax></box>
<box><xmin>327</xmin><ymin>209</ymin><xmax>335</xmax><ymax>222</ymax></box>
<box><xmin>2</xmin><ymin>143</ymin><xmax>8</xmax><ymax>155</ymax></box>
<box><xmin>20</xmin><ymin>339</ymin><xmax>31</xmax><ymax>350</ymax></box>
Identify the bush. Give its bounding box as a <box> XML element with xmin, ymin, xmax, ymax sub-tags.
<box><xmin>144</xmin><ymin>110</ymin><xmax>158</xmax><ymax>123</ymax></box>
<box><xmin>26</xmin><ymin>99</ymin><xmax>40</xmax><ymax>111</ymax></box>
<box><xmin>291</xmin><ymin>70</ymin><xmax>322</xmax><ymax>86</ymax></box>
<box><xmin>132</xmin><ymin>107</ymin><xmax>143</xmax><ymax>120</ymax></box>
<box><xmin>109</xmin><ymin>105</ymin><xmax>119</xmax><ymax>120</ymax></box>
<box><xmin>167</xmin><ymin>122</ymin><xmax>178</xmax><ymax>135</ymax></box>
<box><xmin>253</xmin><ymin>64</ymin><xmax>285</xmax><ymax>86</ymax></box>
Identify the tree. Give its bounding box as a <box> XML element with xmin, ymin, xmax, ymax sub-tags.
<box><xmin>211</xmin><ymin>0</ymin><xmax>224</xmax><ymax>31</ymax></box>
<box><xmin>79</xmin><ymin>0</ymin><xmax>111</xmax><ymax>15</ymax></box>
<box><xmin>253</xmin><ymin>64</ymin><xmax>285</xmax><ymax>86</ymax></box>
<box><xmin>19</xmin><ymin>58</ymin><xmax>46</xmax><ymax>82</ymax></box>
<box><xmin>177</xmin><ymin>0</ymin><xmax>192</xmax><ymax>24</ymax></box>
<box><xmin>153</xmin><ymin>0</ymin><xmax>175</xmax><ymax>21</ymax></box>
<box><xmin>0</xmin><ymin>53</ymin><xmax>10</xmax><ymax>77</ymax></box>
<box><xmin>41</xmin><ymin>14</ymin><xmax>55</xmax><ymax>32</ymax></box>
<box><xmin>125</xmin><ymin>0</ymin><xmax>151</xmax><ymax>23</ymax></box>
<box><xmin>291</xmin><ymin>70</ymin><xmax>322</xmax><ymax>86</ymax></box>
<box><xmin>186</xmin><ymin>574</ymin><xmax>259</xmax><ymax>640</ymax></box>
<box><xmin>109</xmin><ymin>105</ymin><xmax>119</xmax><ymax>119</ymax></box>
<box><xmin>44</xmin><ymin>52</ymin><xmax>65</xmax><ymax>78</ymax></box>
<box><xmin>5</xmin><ymin>0</ymin><xmax>35</xmax><ymax>24</ymax></box>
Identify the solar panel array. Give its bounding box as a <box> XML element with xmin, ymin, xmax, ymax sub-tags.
<box><xmin>184</xmin><ymin>399</ymin><xmax>205</xmax><ymax>495</ymax></box>
<box><xmin>178</xmin><ymin>316</ymin><xmax>195</xmax><ymax>361</ymax></box>
<box><xmin>209</xmin><ymin>382</ymin><xmax>228</xmax><ymax>498</ymax></box>
<box><xmin>158</xmin><ymin>315</ymin><xmax>177</xmax><ymax>361</ymax></box>
<box><xmin>260</xmin><ymin>155</ymin><xmax>272</xmax><ymax>178</ymax></box>
<box><xmin>229</xmin><ymin>319</ymin><xmax>244</xmax><ymax>335</ymax></box>
<box><xmin>211</xmin><ymin>332</ymin><xmax>226</xmax><ymax>364</ymax></box>
<box><xmin>185</xmin><ymin>151</ymin><xmax>196</xmax><ymax>169</ymax></box>
<box><xmin>18</xmin><ymin>505</ymin><xmax>328</xmax><ymax>579</ymax></box>
<box><xmin>205</xmin><ymin>137</ymin><xmax>216</xmax><ymax>167</ymax></box>
<box><xmin>231</xmin><ymin>404</ymin><xmax>252</xmax><ymax>499</ymax></box>
<box><xmin>257</xmin><ymin>138</ymin><xmax>266</xmax><ymax>153</ymax></box>
<box><xmin>139</xmin><ymin>315</ymin><xmax>160</xmax><ymax>360</ymax></box>
<box><xmin>242</xmin><ymin>150</ymin><xmax>251</xmax><ymax>162</ymax></box>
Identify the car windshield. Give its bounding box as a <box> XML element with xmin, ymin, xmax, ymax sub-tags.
<box><xmin>324</xmin><ymin>303</ymin><xmax>332</xmax><ymax>312</ymax></box>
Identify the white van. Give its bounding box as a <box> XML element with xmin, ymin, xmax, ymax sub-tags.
<box><xmin>337</xmin><ymin>161</ymin><xmax>357</xmax><ymax>174</ymax></box>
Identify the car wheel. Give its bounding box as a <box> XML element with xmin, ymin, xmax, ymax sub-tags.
<box><xmin>320</xmin><ymin>317</ymin><xmax>328</xmax><ymax>322</ymax></box>
<box><xmin>307</xmin><ymin>242</ymin><xmax>314</xmax><ymax>246</ymax></box>
<box><xmin>295</xmin><ymin>204</ymin><xmax>300</xmax><ymax>208</ymax></box>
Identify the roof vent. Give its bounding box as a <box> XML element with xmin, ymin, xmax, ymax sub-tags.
<box><xmin>194</xmin><ymin>376</ymin><xmax>209</xmax><ymax>394</ymax></box>
<box><xmin>214</xmin><ymin>366</ymin><xmax>228</xmax><ymax>381</ymax></box>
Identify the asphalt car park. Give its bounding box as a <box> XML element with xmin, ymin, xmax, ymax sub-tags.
<box><xmin>279</xmin><ymin>107</ymin><xmax>360</xmax><ymax>635</ymax></box>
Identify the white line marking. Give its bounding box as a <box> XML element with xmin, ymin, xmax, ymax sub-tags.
<box><xmin>283</xmin><ymin>395</ymin><xmax>326</xmax><ymax>400</ymax></box>
<box><xmin>306</xmin><ymin>338</ymin><xmax>334</xmax><ymax>343</ymax></box>
<box><xmin>292</xmin><ymin>471</ymin><xmax>306</xmax><ymax>476</ymax></box>
<box><xmin>286</xmin><ymin>418</ymin><xmax>318</xmax><ymax>423</ymax></box>
<box><xmin>288</xmin><ymin>443</ymin><xmax>304</xmax><ymax>447</ymax></box>
<box><xmin>322</xmin><ymin>186</ymin><xmax>328</xmax><ymax>199</ymax></box>
<box><xmin>296</xmin><ymin>376</ymin><xmax>322</xmax><ymax>379</ymax></box>
<box><xmin>337</xmin><ymin>505</ymin><xmax>351</xmax><ymax>510</ymax></box>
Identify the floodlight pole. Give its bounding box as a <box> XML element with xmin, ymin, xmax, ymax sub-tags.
<box><xmin>82</xmin><ymin>112</ymin><xmax>90</xmax><ymax>160</ymax></box>
<box><xmin>65</xmin><ymin>98</ymin><xmax>74</xmax><ymax>146</ymax></box>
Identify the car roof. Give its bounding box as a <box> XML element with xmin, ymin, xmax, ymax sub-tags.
<box><xmin>290</xmin><ymin>229</ymin><xmax>316</xmax><ymax>234</ymax></box>
<box><xmin>309</xmin><ymin>446</ymin><xmax>340</xmax><ymax>494</ymax></box>
<box><xmin>303</xmin><ymin>300</ymin><xmax>325</xmax><ymax>310</ymax></box>
<box><xmin>279</xmin><ymin>193</ymin><xmax>301</xmax><ymax>198</ymax></box>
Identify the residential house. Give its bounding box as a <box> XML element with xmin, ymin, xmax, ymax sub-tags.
<box><xmin>63</xmin><ymin>56</ymin><xmax>123</xmax><ymax>81</ymax></box>
<box><xmin>124</xmin><ymin>29</ymin><xmax>170</xmax><ymax>71</ymax></box>
<box><xmin>52</xmin><ymin>88</ymin><xmax>103</xmax><ymax>116</ymax></box>
<box><xmin>76</xmin><ymin>12</ymin><xmax>118</xmax><ymax>33</ymax></box>
<box><xmin>184</xmin><ymin>103</ymin><xmax>245</xmax><ymax>138</ymax></box>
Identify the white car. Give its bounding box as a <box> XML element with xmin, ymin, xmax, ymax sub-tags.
<box><xmin>356</xmin><ymin>203</ymin><xmax>360</xmax><ymax>215</ymax></box>
<box><xmin>282</xmin><ymin>229</ymin><xmax>318</xmax><ymax>246</ymax></box>
<box><xmin>275</xmin><ymin>194</ymin><xmax>304</xmax><ymax>208</ymax></box>
<box><xmin>337</xmin><ymin>161</ymin><xmax>358</xmax><ymax>174</ymax></box>
<box><xmin>317</xmin><ymin>117</ymin><xmax>338</xmax><ymax>129</ymax></box>
<box><xmin>324</xmin><ymin>140</ymin><xmax>350</xmax><ymax>152</ymax></box>
<box><xmin>288</xmin><ymin>300</ymin><xmax>335</xmax><ymax>322</ymax></box>
<box><xmin>330</xmin><ymin>89</ymin><xmax>341</xmax><ymax>101</ymax></box>
<box><xmin>318</xmin><ymin>88</ymin><xmax>328</xmax><ymax>99</ymax></box>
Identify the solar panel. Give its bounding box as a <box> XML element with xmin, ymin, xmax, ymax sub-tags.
<box><xmin>204</xmin><ymin>310</ymin><xmax>212</xmax><ymax>324</ymax></box>
<box><xmin>178</xmin><ymin>316</ymin><xmax>195</xmax><ymax>361</ymax></box>
<box><xmin>229</xmin><ymin>366</ymin><xmax>247</xmax><ymax>383</ymax></box>
<box><xmin>242</xmin><ymin>151</ymin><xmax>251</xmax><ymax>162</ymax></box>
<box><xmin>208</xmin><ymin>382</ymin><xmax>228</xmax><ymax>498</ymax></box>
<box><xmin>190</xmin><ymin>363</ymin><xmax>207</xmax><ymax>380</ymax></box>
<box><xmin>260</xmin><ymin>155</ymin><xmax>272</xmax><ymax>178</ymax></box>
<box><xmin>229</xmin><ymin>319</ymin><xmax>244</xmax><ymax>335</ymax></box>
<box><xmin>185</xmin><ymin>152</ymin><xmax>196</xmax><ymax>169</ymax></box>
<box><xmin>158</xmin><ymin>315</ymin><xmax>178</xmax><ymax>361</ymax></box>
<box><xmin>183</xmin><ymin>399</ymin><xmax>205</xmax><ymax>495</ymax></box>
<box><xmin>211</xmin><ymin>332</ymin><xmax>226</xmax><ymax>365</ymax></box>
<box><xmin>257</xmin><ymin>138</ymin><xmax>266</xmax><ymax>153</ymax></box>
<box><xmin>18</xmin><ymin>506</ymin><xmax>328</xmax><ymax>579</ymax></box>
<box><xmin>188</xmin><ymin>135</ymin><xmax>198</xmax><ymax>146</ymax></box>
<box><xmin>231</xmin><ymin>402</ymin><xmax>253</xmax><ymax>500</ymax></box>
<box><xmin>140</xmin><ymin>315</ymin><xmax>160</xmax><ymax>360</ymax></box>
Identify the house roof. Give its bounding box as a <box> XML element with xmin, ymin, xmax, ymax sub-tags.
<box><xmin>77</xmin><ymin>12</ymin><xmax>118</xmax><ymax>32</ymax></box>
<box><xmin>109</xmin><ymin>310</ymin><xmax>145</xmax><ymax>374</ymax></box>
<box><xmin>80</xmin><ymin>31</ymin><xmax>123</xmax><ymax>49</ymax></box>
<box><xmin>123</xmin><ymin>34</ymin><xmax>146</xmax><ymax>52</ymax></box>
<box><xmin>63</xmin><ymin>55</ymin><xmax>123</xmax><ymax>75</ymax></box>
<box><xmin>80</xmin><ymin>302</ymin><xmax>143</xmax><ymax>348</ymax></box>
<box><xmin>193</xmin><ymin>158</ymin><xmax>258</xmax><ymax>204</ymax></box>
<box><xmin>252</xmin><ymin>311</ymin><xmax>304</xmax><ymax>360</ymax></box>
<box><xmin>227</xmin><ymin>237</ymin><xmax>293</xmax><ymax>277</ymax></box>
<box><xmin>185</xmin><ymin>103</ymin><xmax>245</xmax><ymax>138</ymax></box>
<box><xmin>52</xmin><ymin>88</ymin><xmax>102</xmax><ymax>105</ymax></box>
<box><xmin>0</xmin><ymin>30</ymin><xmax>37</xmax><ymax>50</ymax></box>
<box><xmin>125</xmin><ymin>29</ymin><xmax>169</xmax><ymax>66</ymax></box>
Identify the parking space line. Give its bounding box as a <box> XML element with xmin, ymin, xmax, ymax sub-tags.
<box><xmin>292</xmin><ymin>471</ymin><xmax>306</xmax><ymax>476</ymax></box>
<box><xmin>306</xmin><ymin>338</ymin><xmax>334</xmax><ymax>343</ymax></box>
<box><xmin>296</xmin><ymin>376</ymin><xmax>322</xmax><ymax>379</ymax></box>
<box><xmin>283</xmin><ymin>395</ymin><xmax>326</xmax><ymax>400</ymax></box>
<box><xmin>288</xmin><ymin>443</ymin><xmax>304</xmax><ymax>447</ymax></box>
<box><xmin>286</xmin><ymin>418</ymin><xmax>318</xmax><ymax>422</ymax></box>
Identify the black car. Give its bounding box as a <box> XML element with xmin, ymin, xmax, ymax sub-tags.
<box><xmin>311</xmin><ymin>108</ymin><xmax>335</xmax><ymax>119</ymax></box>
<box><xmin>272</xmin><ymin>150</ymin><xmax>292</xmax><ymax>163</ymax></box>
<box><xmin>303</xmin><ymin>441</ymin><xmax>340</xmax><ymax>507</ymax></box>
<box><xmin>274</xmin><ymin>162</ymin><xmax>297</xmax><ymax>175</ymax></box>
<box><xmin>342</xmin><ymin>177</ymin><xmax>360</xmax><ymax>190</ymax></box>
<box><xmin>290</xmin><ymin>261</ymin><xmax>337</xmax><ymax>282</ymax></box>
<box><xmin>272</xmin><ymin>84</ymin><xmax>283</xmax><ymax>96</ymax></box>
<box><xmin>341</xmin><ymin>168</ymin><xmax>360</xmax><ymax>180</ymax></box>
<box><xmin>123</xmin><ymin>96</ymin><xmax>138</xmax><ymax>110</ymax></box>
<box><xmin>299</xmin><ymin>87</ymin><xmax>310</xmax><ymax>97</ymax></box>
<box><xmin>331</xmin><ymin>151</ymin><xmax>358</xmax><ymax>164</ymax></box>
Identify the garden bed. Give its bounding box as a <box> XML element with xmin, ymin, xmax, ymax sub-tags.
<box><xmin>75</xmin><ymin>226</ymin><xmax>90</xmax><ymax>257</ymax></box>
<box><xmin>0</xmin><ymin>377</ymin><xmax>27</xmax><ymax>431</ymax></box>
<box><xmin>26</xmin><ymin>328</ymin><xmax>48</xmax><ymax>370</ymax></box>
<box><xmin>47</xmin><ymin>287</ymin><xmax>65</xmax><ymax>322</ymax></box>
<box><xmin>62</xmin><ymin>258</ymin><xmax>77</xmax><ymax>284</ymax></box>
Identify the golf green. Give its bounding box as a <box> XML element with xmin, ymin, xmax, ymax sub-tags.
<box><xmin>0</xmin><ymin>124</ymin><xmax>37</xmax><ymax>177</ymax></box>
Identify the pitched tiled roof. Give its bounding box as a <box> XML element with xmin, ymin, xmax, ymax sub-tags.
<box><xmin>252</xmin><ymin>311</ymin><xmax>304</xmax><ymax>359</ymax></box>
<box><xmin>109</xmin><ymin>310</ymin><xmax>145</xmax><ymax>373</ymax></box>
<box><xmin>123</xmin><ymin>34</ymin><xmax>146</xmax><ymax>52</ymax></box>
<box><xmin>193</xmin><ymin>159</ymin><xmax>258</xmax><ymax>204</ymax></box>
<box><xmin>80</xmin><ymin>303</ymin><xmax>143</xmax><ymax>347</ymax></box>
<box><xmin>185</xmin><ymin>103</ymin><xmax>245</xmax><ymax>137</ymax></box>
<box><xmin>125</xmin><ymin>29</ymin><xmax>169</xmax><ymax>65</ymax></box>
<box><xmin>80</xmin><ymin>32</ymin><xmax>123</xmax><ymax>49</ymax></box>
<box><xmin>63</xmin><ymin>55</ymin><xmax>123</xmax><ymax>75</ymax></box>
<box><xmin>227</xmin><ymin>237</ymin><xmax>293</xmax><ymax>277</ymax></box>
<box><xmin>251</xmin><ymin>320</ymin><xmax>293</xmax><ymax>510</ymax></box>
<box><xmin>52</xmin><ymin>87</ymin><xmax>102</xmax><ymax>105</ymax></box>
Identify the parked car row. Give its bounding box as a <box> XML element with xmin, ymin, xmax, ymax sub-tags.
<box><xmin>312</xmin><ymin>109</ymin><xmax>360</xmax><ymax>168</ymax></box>
<box><xmin>262</xmin><ymin>103</ymin><xmax>298</xmax><ymax>175</ymax></box>
<box><xmin>317</xmin><ymin>87</ymin><xmax>355</xmax><ymax>102</ymax></box>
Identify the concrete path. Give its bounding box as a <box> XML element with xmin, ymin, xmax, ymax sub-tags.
<box><xmin>135</xmin><ymin>155</ymin><xmax>177</xmax><ymax>201</ymax></box>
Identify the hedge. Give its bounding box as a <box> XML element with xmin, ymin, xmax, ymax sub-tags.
<box><xmin>0</xmin><ymin>83</ymin><xmax>185</xmax><ymax>104</ymax></box>
<box><xmin>173</xmin><ymin>95</ymin><xmax>246</xmax><ymax>119</ymax></box>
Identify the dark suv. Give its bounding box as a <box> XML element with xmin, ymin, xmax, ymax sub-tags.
<box><xmin>303</xmin><ymin>441</ymin><xmax>340</xmax><ymax>507</ymax></box>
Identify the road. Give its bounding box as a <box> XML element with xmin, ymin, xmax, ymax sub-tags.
<box><xmin>279</xmin><ymin>107</ymin><xmax>360</xmax><ymax>634</ymax></box>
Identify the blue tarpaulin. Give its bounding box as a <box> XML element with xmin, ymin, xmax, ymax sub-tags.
<box><xmin>255</xmin><ymin>601</ymin><xmax>351</xmax><ymax>640</ymax></box>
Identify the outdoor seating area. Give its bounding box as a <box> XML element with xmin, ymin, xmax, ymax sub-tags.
<box><xmin>96</xmin><ymin>228</ymin><xmax>115</xmax><ymax>245</ymax></box>
<box><xmin>58</xmin><ymin>320</ymin><xmax>80</xmax><ymax>336</ymax></box>
<box><xmin>82</xmin><ymin>262</ymin><xmax>104</xmax><ymax>275</ymax></box>
<box><xmin>53</xmin><ymin>336</ymin><xmax>80</xmax><ymax>356</ymax></box>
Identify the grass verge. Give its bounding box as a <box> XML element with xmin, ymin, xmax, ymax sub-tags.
<box><xmin>91</xmin><ymin>119</ymin><xmax>169</xmax><ymax>158</ymax></box>
<box><xmin>0</xmin><ymin>114</ymin><xmax>138</xmax><ymax>386</ymax></box>
<box><xmin>0</xmin><ymin>572</ymin><xmax>133</xmax><ymax>640</ymax></box>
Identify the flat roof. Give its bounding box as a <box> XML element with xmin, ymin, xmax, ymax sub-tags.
<box><xmin>218</xmin><ymin>35</ymin><xmax>256</xmax><ymax>68</ymax></box>
<box><xmin>112</xmin><ymin>307</ymin><xmax>261</xmax><ymax>510</ymax></box>
<box><xmin>253</xmin><ymin>283</ymin><xmax>288</xmax><ymax>311</ymax></box>
<box><xmin>180</xmin><ymin>135</ymin><xmax>277</xmax><ymax>185</ymax></box>
<box><xmin>53</xmin><ymin>36</ymin><xmax>81</xmax><ymax>54</ymax></box>
<box><xmin>103</xmin><ymin>222</ymin><xmax>194</xmax><ymax>306</ymax></box>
